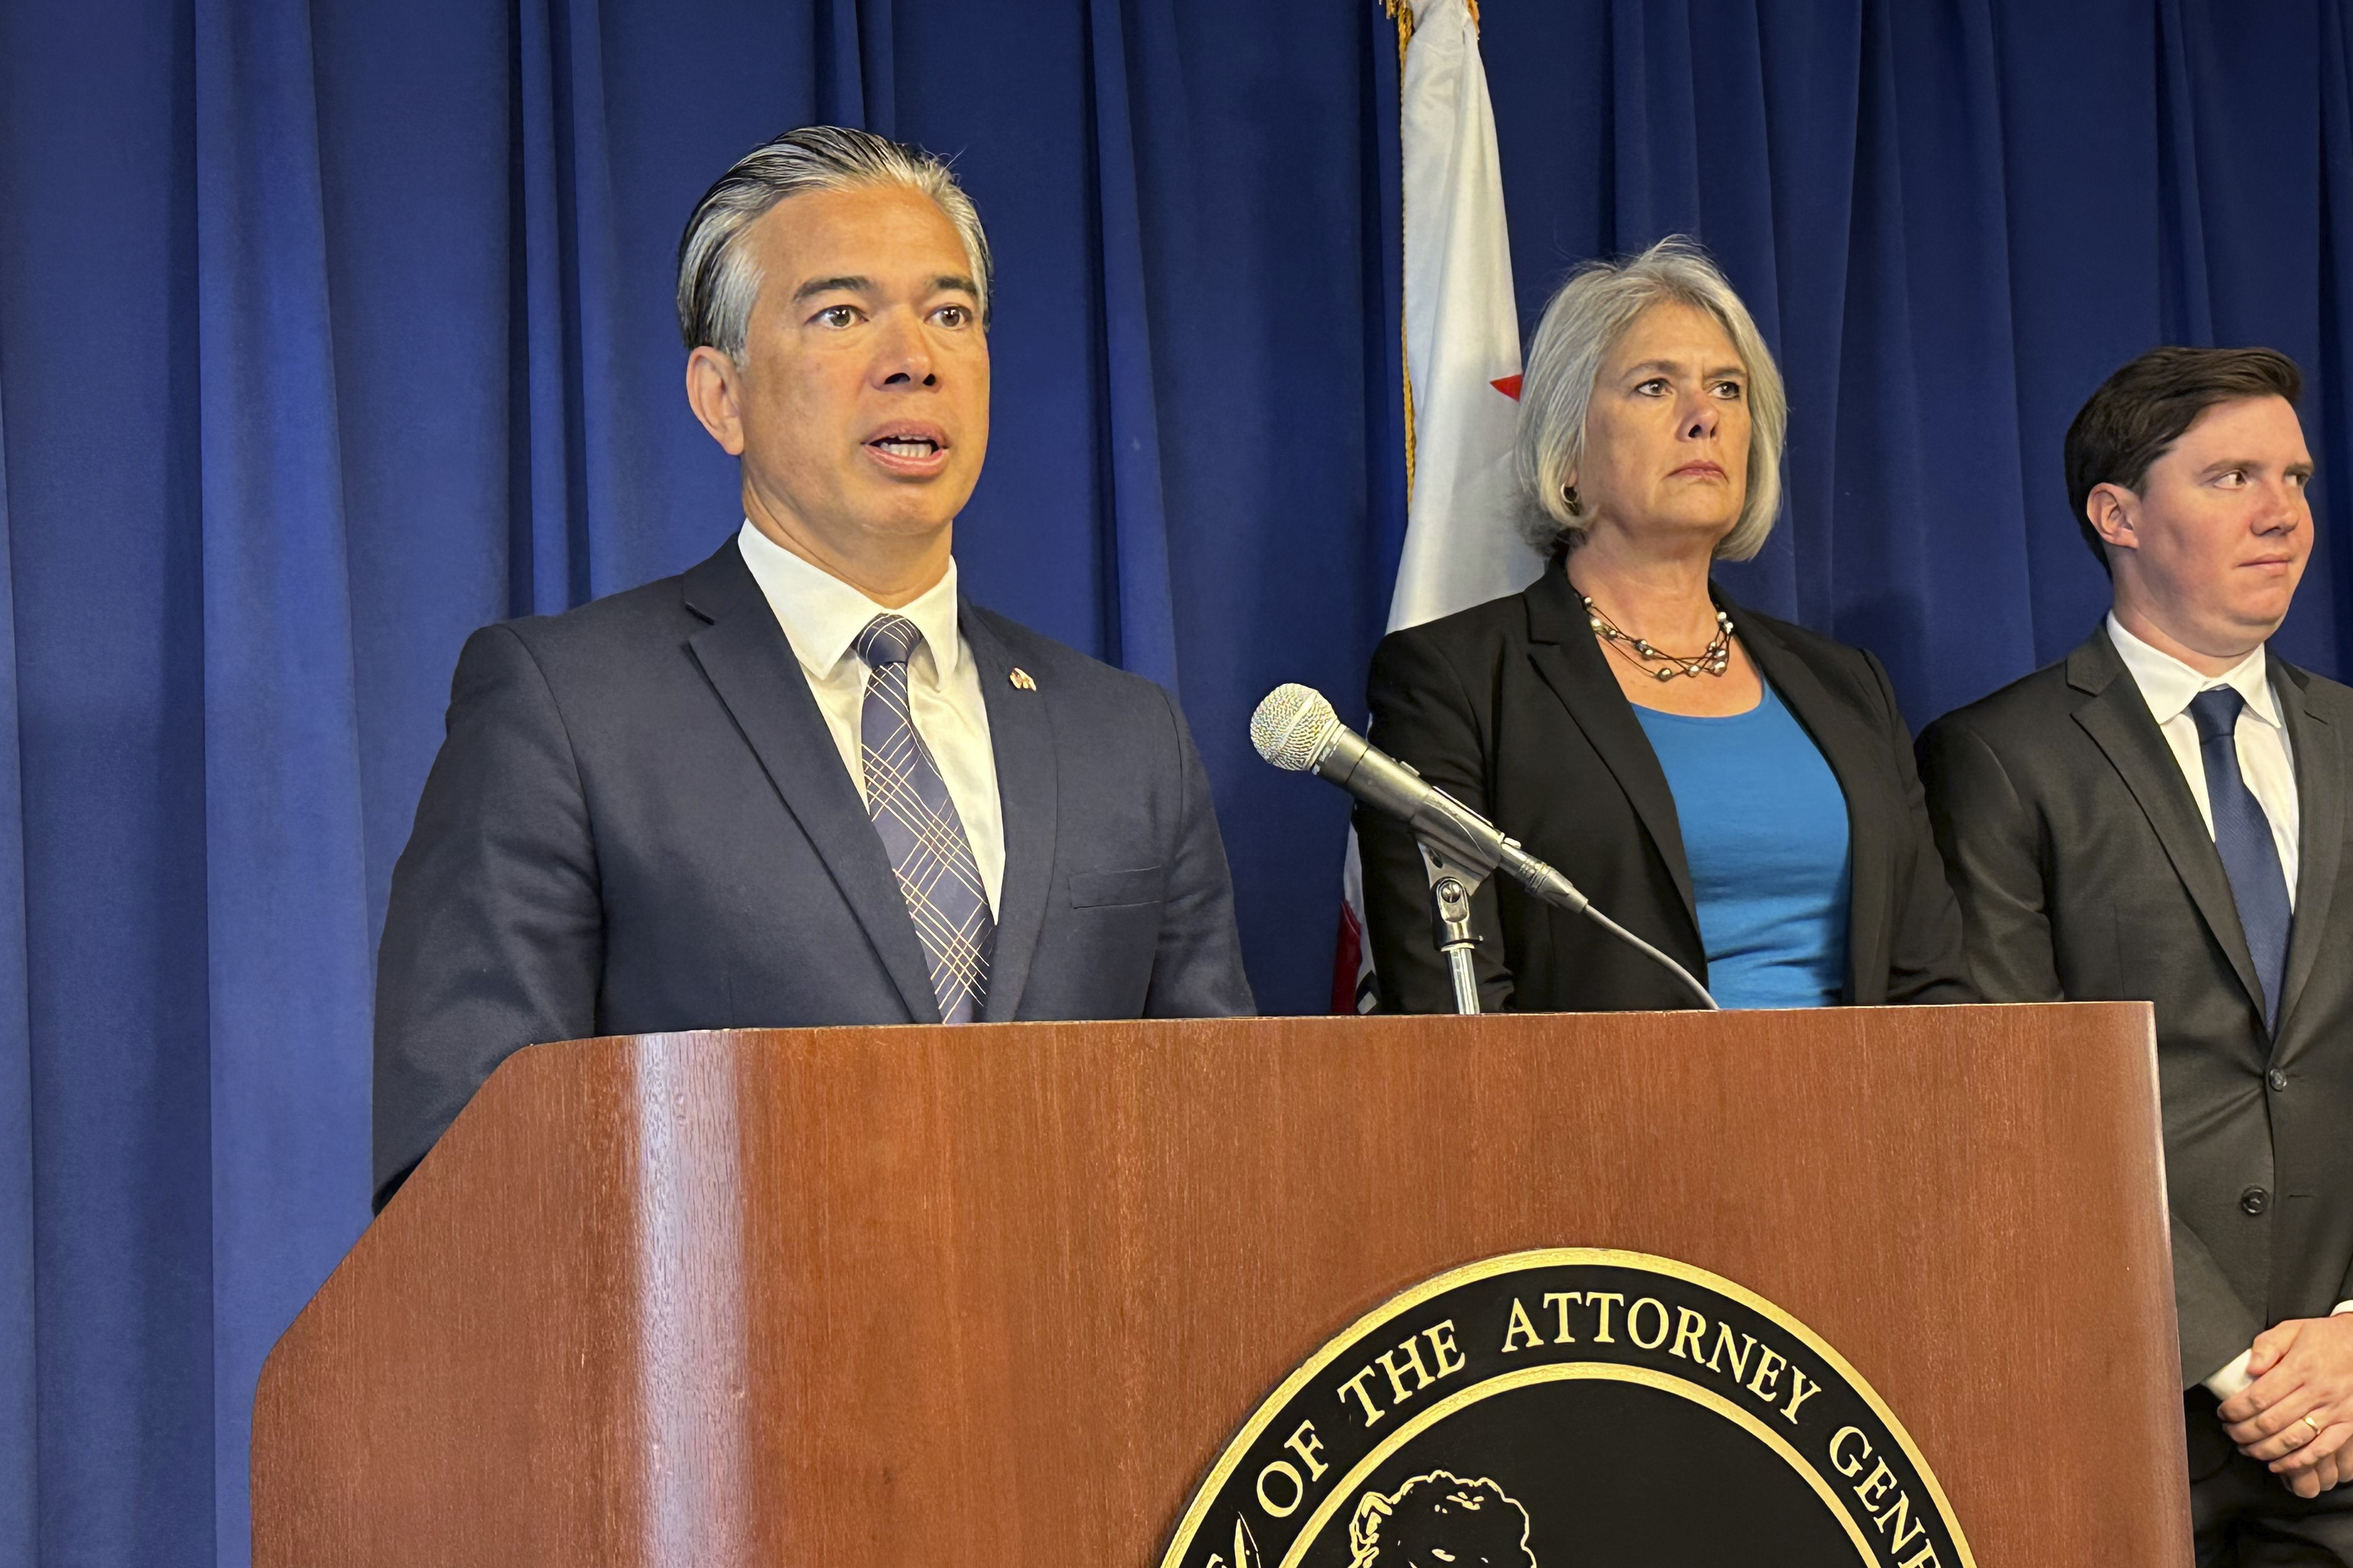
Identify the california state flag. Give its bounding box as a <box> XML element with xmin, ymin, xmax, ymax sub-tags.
<box><xmin>1334</xmin><ymin>0</ymin><xmax>1544</xmax><ymax>1012</ymax></box>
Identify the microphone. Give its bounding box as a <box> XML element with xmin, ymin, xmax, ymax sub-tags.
<box><xmin>1251</xmin><ymin>684</ymin><xmax>1716</xmax><ymax>1010</ymax></box>
<box><xmin>1249</xmin><ymin>684</ymin><xmax>1586</xmax><ymax>910</ymax></box>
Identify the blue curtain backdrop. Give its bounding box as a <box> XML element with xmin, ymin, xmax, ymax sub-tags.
<box><xmin>6</xmin><ymin>0</ymin><xmax>2353</xmax><ymax>1561</ymax></box>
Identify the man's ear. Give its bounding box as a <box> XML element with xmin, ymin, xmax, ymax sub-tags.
<box><xmin>2086</xmin><ymin>482</ymin><xmax>2139</xmax><ymax>556</ymax></box>
<box><xmin>685</xmin><ymin>346</ymin><xmax>746</xmax><ymax>455</ymax></box>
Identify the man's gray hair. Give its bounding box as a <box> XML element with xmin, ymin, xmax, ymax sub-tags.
<box><xmin>1513</xmin><ymin>237</ymin><xmax>1786</xmax><ymax>561</ymax></box>
<box><xmin>675</xmin><ymin>125</ymin><xmax>994</xmax><ymax>359</ymax></box>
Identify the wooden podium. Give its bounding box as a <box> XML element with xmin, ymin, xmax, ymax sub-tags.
<box><xmin>251</xmin><ymin>1004</ymin><xmax>2191</xmax><ymax>1565</ymax></box>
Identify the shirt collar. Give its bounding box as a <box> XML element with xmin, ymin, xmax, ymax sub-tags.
<box><xmin>2106</xmin><ymin>611</ymin><xmax>2280</xmax><ymax>730</ymax></box>
<box><xmin>736</xmin><ymin>520</ymin><xmax>962</xmax><ymax>682</ymax></box>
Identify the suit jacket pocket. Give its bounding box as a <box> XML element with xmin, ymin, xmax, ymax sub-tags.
<box><xmin>1068</xmin><ymin>865</ymin><xmax>1167</xmax><ymax>908</ymax></box>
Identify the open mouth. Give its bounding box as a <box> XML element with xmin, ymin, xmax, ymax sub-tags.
<box><xmin>862</xmin><ymin>427</ymin><xmax>953</xmax><ymax>477</ymax></box>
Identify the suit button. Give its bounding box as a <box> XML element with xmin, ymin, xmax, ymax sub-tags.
<box><xmin>2242</xmin><ymin>1186</ymin><xmax>2271</xmax><ymax>1216</ymax></box>
<box><xmin>2270</xmin><ymin>1069</ymin><xmax>2290</xmax><ymax>1092</ymax></box>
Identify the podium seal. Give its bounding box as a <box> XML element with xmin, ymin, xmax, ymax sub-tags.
<box><xmin>1160</xmin><ymin>1249</ymin><xmax>1973</xmax><ymax>1568</ymax></box>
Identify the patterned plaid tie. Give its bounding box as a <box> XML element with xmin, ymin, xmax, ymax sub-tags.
<box><xmin>854</xmin><ymin>614</ymin><xmax>994</xmax><ymax>1024</ymax></box>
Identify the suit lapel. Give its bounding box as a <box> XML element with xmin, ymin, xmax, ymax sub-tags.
<box><xmin>2067</xmin><ymin>631</ymin><xmax>2268</xmax><ymax>1024</ymax></box>
<box><xmin>962</xmin><ymin>607</ymin><xmax>1057</xmax><ymax>1022</ymax></box>
<box><xmin>2274</xmin><ymin>658</ymin><xmax>2342</xmax><ymax>1048</ymax></box>
<box><xmin>1522</xmin><ymin>566</ymin><xmax>1701</xmax><ymax>945</ymax></box>
<box><xmin>679</xmin><ymin>542</ymin><xmax>941</xmax><ymax>1024</ymax></box>
<box><xmin>1733</xmin><ymin>607</ymin><xmax>1891</xmax><ymax>1004</ymax></box>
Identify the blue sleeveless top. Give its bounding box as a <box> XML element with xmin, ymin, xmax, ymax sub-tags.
<box><xmin>1631</xmin><ymin>684</ymin><xmax>1851</xmax><ymax>1008</ymax></box>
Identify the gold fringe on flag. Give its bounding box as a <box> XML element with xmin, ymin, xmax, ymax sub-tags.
<box><xmin>1385</xmin><ymin>0</ymin><xmax>1417</xmax><ymax>503</ymax></box>
<box><xmin>1381</xmin><ymin>0</ymin><xmax>1482</xmax><ymax>506</ymax></box>
<box><xmin>1382</xmin><ymin>0</ymin><xmax>1482</xmax><ymax>503</ymax></box>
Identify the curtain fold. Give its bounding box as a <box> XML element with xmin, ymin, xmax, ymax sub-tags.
<box><xmin>514</xmin><ymin>0</ymin><xmax>591</xmax><ymax>614</ymax></box>
<box><xmin>2324</xmin><ymin>0</ymin><xmax>2353</xmax><ymax>630</ymax></box>
<box><xmin>818</xmin><ymin>0</ymin><xmax>894</xmax><ymax>129</ymax></box>
<box><xmin>192</xmin><ymin>1</ymin><xmax>375</xmax><ymax>1559</ymax></box>
<box><xmin>2155</xmin><ymin>0</ymin><xmax>2217</xmax><ymax>344</ymax></box>
<box><xmin>1083</xmin><ymin>0</ymin><xmax>1181</xmax><ymax>690</ymax></box>
<box><xmin>3</xmin><ymin>1</ymin><xmax>217</xmax><ymax>1561</ymax></box>
<box><xmin>10</xmin><ymin>3</ymin><xmax>2353</xmax><ymax>1562</ymax></box>
<box><xmin>0</xmin><ymin>355</ymin><xmax>34</xmax><ymax>1568</ymax></box>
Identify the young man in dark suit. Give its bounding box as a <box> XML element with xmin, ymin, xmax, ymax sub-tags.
<box><xmin>372</xmin><ymin>127</ymin><xmax>1252</xmax><ymax>1211</ymax></box>
<box><xmin>1920</xmin><ymin>347</ymin><xmax>2353</xmax><ymax>1561</ymax></box>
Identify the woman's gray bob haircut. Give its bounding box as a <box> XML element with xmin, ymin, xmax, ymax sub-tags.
<box><xmin>675</xmin><ymin>125</ymin><xmax>994</xmax><ymax>359</ymax></box>
<box><xmin>1514</xmin><ymin>237</ymin><xmax>1786</xmax><ymax>561</ymax></box>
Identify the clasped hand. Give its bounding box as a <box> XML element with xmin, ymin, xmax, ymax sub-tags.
<box><xmin>2219</xmin><ymin>1315</ymin><xmax>2353</xmax><ymax>1498</ymax></box>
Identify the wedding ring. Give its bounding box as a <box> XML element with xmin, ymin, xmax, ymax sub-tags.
<box><xmin>2306</xmin><ymin>1412</ymin><xmax>2327</xmax><ymax>1437</ymax></box>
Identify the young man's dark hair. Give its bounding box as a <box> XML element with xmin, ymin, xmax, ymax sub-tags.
<box><xmin>2063</xmin><ymin>346</ymin><xmax>2303</xmax><ymax>572</ymax></box>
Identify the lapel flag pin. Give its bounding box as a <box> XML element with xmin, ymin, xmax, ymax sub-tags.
<box><xmin>1010</xmin><ymin>668</ymin><xmax>1037</xmax><ymax>691</ymax></box>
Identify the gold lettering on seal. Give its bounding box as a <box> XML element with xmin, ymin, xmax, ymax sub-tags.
<box><xmin>1781</xmin><ymin>1364</ymin><xmax>1822</xmax><ymax>1424</ymax></box>
<box><xmin>1338</xmin><ymin>1323</ymin><xmax>1468</xmax><ymax>1428</ymax></box>
<box><xmin>1627</xmin><ymin>1297</ymin><xmax>1671</xmax><ymax>1351</ymax></box>
<box><xmin>1256</xmin><ymin>1459</ymin><xmax>1304</xmax><ymax>1518</ymax></box>
<box><xmin>1668</xmin><ymin>1306</ymin><xmax>1709</xmax><ymax>1364</ymax></box>
<box><xmin>1854</xmin><ymin>1456</ymin><xmax>1899</xmax><ymax>1511</ymax></box>
<box><xmin>1336</xmin><ymin>1366</ymin><xmax>1385</xmax><ymax>1428</ymax></box>
<box><xmin>1376</xmin><ymin>1335</ymin><xmax>1434</xmax><ymax>1404</ymax></box>
<box><xmin>1872</xmin><ymin>1488</ymin><xmax>1929</xmax><ymax>1559</ymax></box>
<box><xmin>1283</xmin><ymin>1420</ymin><xmax>1328</xmax><ymax>1481</ymax></box>
<box><xmin>1501</xmin><ymin>1297</ymin><xmax>1545</xmax><ymax>1353</ymax></box>
<box><xmin>1709</xmin><ymin>1323</ymin><xmax>1757</xmax><ymax>1380</ymax></box>
<box><xmin>1833</xmin><ymin>1426</ymin><xmax>1939</xmax><ymax>1565</ymax></box>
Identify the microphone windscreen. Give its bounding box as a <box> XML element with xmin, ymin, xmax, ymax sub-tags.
<box><xmin>1250</xmin><ymin>684</ymin><xmax>1340</xmax><ymax>771</ymax></box>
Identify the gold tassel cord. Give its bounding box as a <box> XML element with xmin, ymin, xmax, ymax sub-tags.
<box><xmin>1382</xmin><ymin>0</ymin><xmax>1485</xmax><ymax>507</ymax></box>
<box><xmin>1387</xmin><ymin>0</ymin><xmax>1417</xmax><ymax>504</ymax></box>
<box><xmin>1385</xmin><ymin>0</ymin><xmax>1484</xmax><ymax>508</ymax></box>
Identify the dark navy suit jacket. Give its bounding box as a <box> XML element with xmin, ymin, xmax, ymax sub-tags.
<box><xmin>372</xmin><ymin>539</ymin><xmax>1253</xmax><ymax>1208</ymax></box>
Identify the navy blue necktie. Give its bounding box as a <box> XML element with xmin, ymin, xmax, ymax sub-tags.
<box><xmin>2187</xmin><ymin>686</ymin><xmax>2291</xmax><ymax>1030</ymax></box>
<box><xmin>854</xmin><ymin>615</ymin><xmax>994</xmax><ymax>1024</ymax></box>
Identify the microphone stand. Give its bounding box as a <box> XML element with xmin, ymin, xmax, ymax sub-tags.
<box><xmin>1244</xmin><ymin>682</ymin><xmax>1718</xmax><ymax>1013</ymax></box>
<box><xmin>1412</xmin><ymin>818</ymin><xmax>1719</xmax><ymax>1016</ymax></box>
<box><xmin>1416</xmin><ymin>840</ymin><xmax>1487</xmax><ymax>1016</ymax></box>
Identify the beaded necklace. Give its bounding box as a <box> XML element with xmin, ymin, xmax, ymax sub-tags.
<box><xmin>1581</xmin><ymin>595</ymin><xmax>1735</xmax><ymax>680</ymax></box>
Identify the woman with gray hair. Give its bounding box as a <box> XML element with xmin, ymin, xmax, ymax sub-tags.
<box><xmin>1357</xmin><ymin>238</ymin><xmax>1968</xmax><ymax>1014</ymax></box>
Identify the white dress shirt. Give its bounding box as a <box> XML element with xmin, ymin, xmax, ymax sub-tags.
<box><xmin>735</xmin><ymin>521</ymin><xmax>1005</xmax><ymax>913</ymax></box>
<box><xmin>2104</xmin><ymin>617</ymin><xmax>2346</xmax><ymax>1391</ymax></box>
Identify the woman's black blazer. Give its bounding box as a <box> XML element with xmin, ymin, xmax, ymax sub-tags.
<box><xmin>1359</xmin><ymin>562</ymin><xmax>1972</xmax><ymax>1013</ymax></box>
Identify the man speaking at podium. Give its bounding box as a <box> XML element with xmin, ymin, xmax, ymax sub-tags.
<box><xmin>1922</xmin><ymin>349</ymin><xmax>2353</xmax><ymax>1558</ymax></box>
<box><xmin>371</xmin><ymin>127</ymin><xmax>1253</xmax><ymax>1211</ymax></box>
